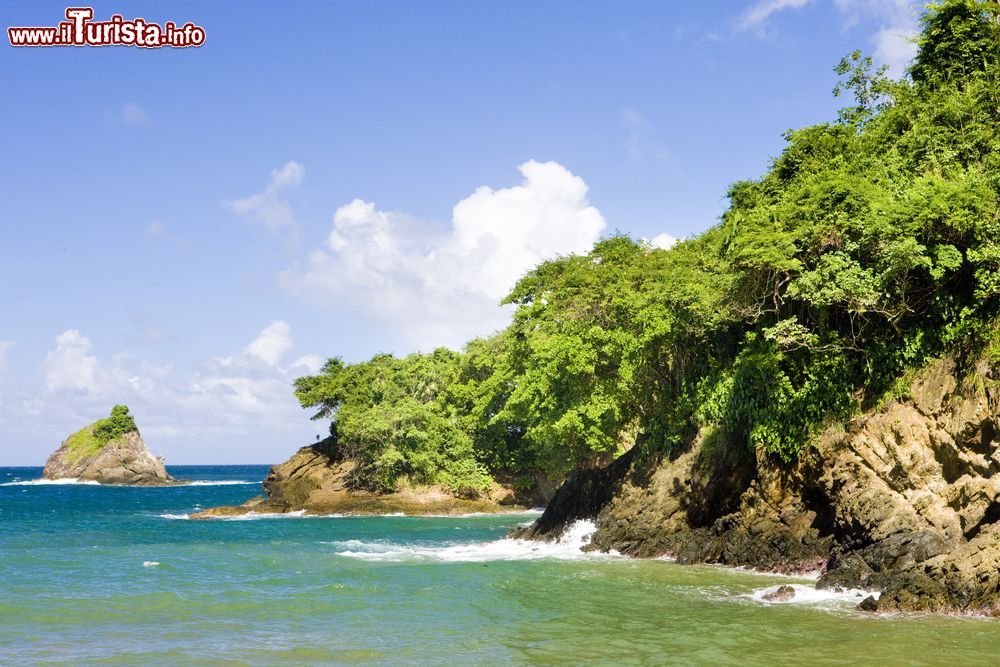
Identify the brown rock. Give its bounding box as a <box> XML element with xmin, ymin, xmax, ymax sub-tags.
<box><xmin>195</xmin><ymin>441</ymin><xmax>543</xmax><ymax>519</ymax></box>
<box><xmin>858</xmin><ymin>595</ymin><xmax>879</xmax><ymax>612</ymax></box>
<box><xmin>762</xmin><ymin>585</ymin><xmax>796</xmax><ymax>602</ymax></box>
<box><xmin>43</xmin><ymin>429</ymin><xmax>181</xmax><ymax>487</ymax></box>
<box><xmin>513</xmin><ymin>353</ymin><xmax>1000</xmax><ymax>614</ymax></box>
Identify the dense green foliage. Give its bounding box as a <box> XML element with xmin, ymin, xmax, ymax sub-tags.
<box><xmin>296</xmin><ymin>1</ymin><xmax>1000</xmax><ymax>490</ymax></box>
<box><xmin>64</xmin><ymin>405</ymin><xmax>139</xmax><ymax>462</ymax></box>
<box><xmin>92</xmin><ymin>405</ymin><xmax>139</xmax><ymax>445</ymax></box>
<box><xmin>293</xmin><ymin>351</ymin><xmax>491</xmax><ymax>494</ymax></box>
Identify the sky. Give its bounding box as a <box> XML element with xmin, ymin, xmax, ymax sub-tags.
<box><xmin>0</xmin><ymin>0</ymin><xmax>924</xmax><ymax>465</ymax></box>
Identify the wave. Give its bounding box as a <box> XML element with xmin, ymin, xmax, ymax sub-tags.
<box><xmin>215</xmin><ymin>510</ymin><xmax>309</xmax><ymax>520</ymax></box>
<box><xmin>181</xmin><ymin>480</ymin><xmax>257</xmax><ymax>486</ymax></box>
<box><xmin>2</xmin><ymin>478</ymin><xmax>256</xmax><ymax>488</ymax></box>
<box><xmin>416</xmin><ymin>509</ymin><xmax>545</xmax><ymax>519</ymax></box>
<box><xmin>749</xmin><ymin>583</ymin><xmax>879</xmax><ymax>608</ymax></box>
<box><xmin>158</xmin><ymin>510</ymin><xmax>310</xmax><ymax>520</ymax></box>
<box><xmin>326</xmin><ymin>519</ymin><xmax>616</xmax><ymax>563</ymax></box>
<box><xmin>0</xmin><ymin>477</ymin><xmax>101</xmax><ymax>486</ymax></box>
<box><xmin>161</xmin><ymin>507</ymin><xmax>545</xmax><ymax>521</ymax></box>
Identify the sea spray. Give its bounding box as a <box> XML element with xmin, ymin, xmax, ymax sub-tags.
<box><xmin>749</xmin><ymin>583</ymin><xmax>879</xmax><ymax>609</ymax></box>
<box><xmin>2</xmin><ymin>478</ymin><xmax>255</xmax><ymax>487</ymax></box>
<box><xmin>0</xmin><ymin>477</ymin><xmax>102</xmax><ymax>486</ymax></box>
<box><xmin>329</xmin><ymin>518</ymin><xmax>615</xmax><ymax>562</ymax></box>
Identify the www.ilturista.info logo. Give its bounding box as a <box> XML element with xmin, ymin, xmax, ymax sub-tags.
<box><xmin>8</xmin><ymin>7</ymin><xmax>205</xmax><ymax>48</ymax></box>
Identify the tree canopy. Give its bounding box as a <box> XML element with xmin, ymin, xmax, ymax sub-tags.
<box><xmin>295</xmin><ymin>0</ymin><xmax>1000</xmax><ymax>490</ymax></box>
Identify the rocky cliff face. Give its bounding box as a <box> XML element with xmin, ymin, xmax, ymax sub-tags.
<box><xmin>192</xmin><ymin>440</ymin><xmax>546</xmax><ymax>518</ymax></box>
<box><xmin>515</xmin><ymin>355</ymin><xmax>1000</xmax><ymax>614</ymax></box>
<box><xmin>43</xmin><ymin>429</ymin><xmax>180</xmax><ymax>486</ymax></box>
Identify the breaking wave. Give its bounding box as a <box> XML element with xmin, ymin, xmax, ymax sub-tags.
<box><xmin>0</xmin><ymin>478</ymin><xmax>101</xmax><ymax>486</ymax></box>
<box><xmin>326</xmin><ymin>519</ymin><xmax>615</xmax><ymax>563</ymax></box>
<box><xmin>749</xmin><ymin>583</ymin><xmax>879</xmax><ymax>609</ymax></box>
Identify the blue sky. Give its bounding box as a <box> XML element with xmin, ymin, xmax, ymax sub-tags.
<box><xmin>0</xmin><ymin>0</ymin><xmax>922</xmax><ymax>464</ymax></box>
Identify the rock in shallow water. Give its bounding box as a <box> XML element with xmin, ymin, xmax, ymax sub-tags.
<box><xmin>762</xmin><ymin>585</ymin><xmax>796</xmax><ymax>602</ymax></box>
<box><xmin>858</xmin><ymin>595</ymin><xmax>879</xmax><ymax>612</ymax></box>
<box><xmin>192</xmin><ymin>442</ymin><xmax>541</xmax><ymax>519</ymax></box>
<box><xmin>513</xmin><ymin>355</ymin><xmax>1000</xmax><ymax>615</ymax></box>
<box><xmin>43</xmin><ymin>428</ymin><xmax>181</xmax><ymax>486</ymax></box>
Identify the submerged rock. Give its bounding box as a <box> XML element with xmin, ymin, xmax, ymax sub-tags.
<box><xmin>762</xmin><ymin>585</ymin><xmax>797</xmax><ymax>602</ymax></box>
<box><xmin>858</xmin><ymin>595</ymin><xmax>879</xmax><ymax>612</ymax></box>
<box><xmin>43</xmin><ymin>407</ymin><xmax>181</xmax><ymax>486</ymax></box>
<box><xmin>514</xmin><ymin>354</ymin><xmax>1000</xmax><ymax>615</ymax></box>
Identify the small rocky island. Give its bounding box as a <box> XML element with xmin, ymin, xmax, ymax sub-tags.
<box><xmin>43</xmin><ymin>405</ymin><xmax>183</xmax><ymax>486</ymax></box>
<box><xmin>191</xmin><ymin>439</ymin><xmax>547</xmax><ymax>519</ymax></box>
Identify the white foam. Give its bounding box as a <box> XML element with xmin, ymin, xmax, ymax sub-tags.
<box><xmin>183</xmin><ymin>480</ymin><xmax>257</xmax><ymax>486</ymax></box>
<box><xmin>732</xmin><ymin>565</ymin><xmax>822</xmax><ymax>581</ymax></box>
<box><xmin>213</xmin><ymin>510</ymin><xmax>311</xmax><ymax>521</ymax></box>
<box><xmin>163</xmin><ymin>507</ymin><xmax>546</xmax><ymax>521</ymax></box>
<box><xmin>750</xmin><ymin>583</ymin><xmax>878</xmax><ymax>607</ymax></box>
<box><xmin>417</xmin><ymin>509</ymin><xmax>545</xmax><ymax>519</ymax></box>
<box><xmin>142</xmin><ymin>561</ymin><xmax>160</xmax><ymax>567</ymax></box>
<box><xmin>1</xmin><ymin>478</ymin><xmax>255</xmax><ymax>488</ymax></box>
<box><xmin>328</xmin><ymin>519</ymin><xmax>615</xmax><ymax>563</ymax></box>
<box><xmin>0</xmin><ymin>478</ymin><xmax>101</xmax><ymax>486</ymax></box>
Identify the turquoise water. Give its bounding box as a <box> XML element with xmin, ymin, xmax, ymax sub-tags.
<box><xmin>2</xmin><ymin>465</ymin><xmax>1000</xmax><ymax>665</ymax></box>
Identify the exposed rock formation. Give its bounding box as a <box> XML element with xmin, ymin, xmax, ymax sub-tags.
<box><xmin>515</xmin><ymin>354</ymin><xmax>1000</xmax><ymax>615</ymax></box>
<box><xmin>192</xmin><ymin>440</ymin><xmax>545</xmax><ymax>519</ymax></box>
<box><xmin>43</xmin><ymin>420</ymin><xmax>181</xmax><ymax>487</ymax></box>
<box><xmin>42</xmin><ymin>405</ymin><xmax>184</xmax><ymax>486</ymax></box>
<box><xmin>762</xmin><ymin>585</ymin><xmax>796</xmax><ymax>602</ymax></box>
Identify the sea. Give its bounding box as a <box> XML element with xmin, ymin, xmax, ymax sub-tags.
<box><xmin>2</xmin><ymin>465</ymin><xmax>999</xmax><ymax>665</ymax></box>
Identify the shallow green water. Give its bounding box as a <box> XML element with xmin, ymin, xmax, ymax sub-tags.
<box><xmin>2</xmin><ymin>466</ymin><xmax>998</xmax><ymax>665</ymax></box>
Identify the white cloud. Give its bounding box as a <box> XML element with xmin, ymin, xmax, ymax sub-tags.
<box><xmin>834</xmin><ymin>0</ymin><xmax>918</xmax><ymax>76</ymax></box>
<box><xmin>871</xmin><ymin>25</ymin><xmax>918</xmax><ymax>77</ymax></box>
<box><xmin>245</xmin><ymin>320</ymin><xmax>293</xmax><ymax>366</ymax></box>
<box><xmin>737</xmin><ymin>0</ymin><xmax>919</xmax><ymax>76</ymax></box>
<box><xmin>0</xmin><ymin>341</ymin><xmax>12</xmax><ymax>372</ymax></box>
<box><xmin>42</xmin><ymin>330</ymin><xmax>99</xmax><ymax>393</ymax></box>
<box><xmin>282</xmin><ymin>160</ymin><xmax>606</xmax><ymax>350</ymax></box>
<box><xmin>291</xmin><ymin>354</ymin><xmax>325</xmax><ymax>374</ymax></box>
<box><xmin>121</xmin><ymin>101</ymin><xmax>150</xmax><ymax>126</ymax></box>
<box><xmin>146</xmin><ymin>221</ymin><xmax>164</xmax><ymax>237</ymax></box>
<box><xmin>737</xmin><ymin>0</ymin><xmax>813</xmax><ymax>33</ymax></box>
<box><xmin>646</xmin><ymin>233</ymin><xmax>678</xmax><ymax>250</ymax></box>
<box><xmin>225</xmin><ymin>161</ymin><xmax>305</xmax><ymax>232</ymax></box>
<box><xmin>2</xmin><ymin>323</ymin><xmax>324</xmax><ymax>463</ymax></box>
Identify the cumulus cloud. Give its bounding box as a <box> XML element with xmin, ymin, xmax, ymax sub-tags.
<box><xmin>282</xmin><ymin>160</ymin><xmax>606</xmax><ymax>350</ymax></box>
<box><xmin>42</xmin><ymin>329</ymin><xmax>100</xmax><ymax>393</ymax></box>
<box><xmin>646</xmin><ymin>233</ymin><xmax>678</xmax><ymax>250</ymax></box>
<box><xmin>2</xmin><ymin>322</ymin><xmax>323</xmax><ymax>459</ymax></box>
<box><xmin>225</xmin><ymin>161</ymin><xmax>305</xmax><ymax>232</ymax></box>
<box><xmin>870</xmin><ymin>25</ymin><xmax>918</xmax><ymax>76</ymax></box>
<box><xmin>245</xmin><ymin>320</ymin><xmax>293</xmax><ymax>366</ymax></box>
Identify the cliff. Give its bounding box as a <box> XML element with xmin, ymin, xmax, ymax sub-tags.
<box><xmin>514</xmin><ymin>354</ymin><xmax>1000</xmax><ymax>614</ymax></box>
<box><xmin>192</xmin><ymin>440</ymin><xmax>554</xmax><ymax>518</ymax></box>
<box><xmin>43</xmin><ymin>408</ymin><xmax>181</xmax><ymax>486</ymax></box>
